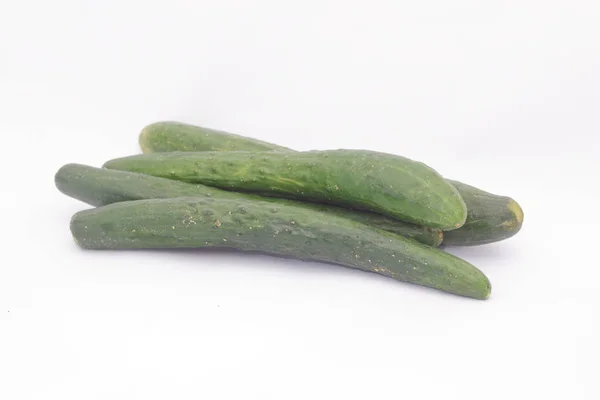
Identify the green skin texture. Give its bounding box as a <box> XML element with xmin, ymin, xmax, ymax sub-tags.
<box><xmin>55</xmin><ymin>164</ymin><xmax>443</xmax><ymax>246</ymax></box>
<box><xmin>69</xmin><ymin>196</ymin><xmax>491</xmax><ymax>300</ymax></box>
<box><xmin>139</xmin><ymin>121</ymin><xmax>523</xmax><ymax>245</ymax></box>
<box><xmin>103</xmin><ymin>150</ymin><xmax>468</xmax><ymax>230</ymax></box>
<box><xmin>140</xmin><ymin>121</ymin><xmax>293</xmax><ymax>153</ymax></box>
<box><xmin>443</xmin><ymin>180</ymin><xmax>524</xmax><ymax>246</ymax></box>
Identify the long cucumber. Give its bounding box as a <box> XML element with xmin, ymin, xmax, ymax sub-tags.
<box><xmin>103</xmin><ymin>150</ymin><xmax>468</xmax><ymax>230</ymax></box>
<box><xmin>70</xmin><ymin>196</ymin><xmax>491</xmax><ymax>300</ymax></box>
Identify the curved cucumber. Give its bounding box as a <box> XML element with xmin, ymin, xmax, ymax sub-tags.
<box><xmin>137</xmin><ymin>121</ymin><xmax>523</xmax><ymax>245</ymax></box>
<box><xmin>442</xmin><ymin>180</ymin><xmax>524</xmax><ymax>246</ymax></box>
<box><xmin>70</xmin><ymin>196</ymin><xmax>491</xmax><ymax>299</ymax></box>
<box><xmin>103</xmin><ymin>150</ymin><xmax>468</xmax><ymax>230</ymax></box>
<box><xmin>140</xmin><ymin>121</ymin><xmax>292</xmax><ymax>153</ymax></box>
<box><xmin>55</xmin><ymin>163</ymin><xmax>443</xmax><ymax>246</ymax></box>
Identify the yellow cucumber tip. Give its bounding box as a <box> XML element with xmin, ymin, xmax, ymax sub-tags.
<box><xmin>507</xmin><ymin>199</ymin><xmax>524</xmax><ymax>225</ymax></box>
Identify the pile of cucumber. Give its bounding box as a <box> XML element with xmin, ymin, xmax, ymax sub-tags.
<box><xmin>56</xmin><ymin>121</ymin><xmax>524</xmax><ymax>300</ymax></box>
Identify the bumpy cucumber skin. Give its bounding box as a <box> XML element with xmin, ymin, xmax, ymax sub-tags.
<box><xmin>55</xmin><ymin>164</ymin><xmax>443</xmax><ymax>246</ymax></box>
<box><xmin>442</xmin><ymin>180</ymin><xmax>524</xmax><ymax>246</ymax></box>
<box><xmin>103</xmin><ymin>150</ymin><xmax>468</xmax><ymax>230</ymax></box>
<box><xmin>138</xmin><ymin>122</ymin><xmax>523</xmax><ymax>245</ymax></box>
<box><xmin>140</xmin><ymin>121</ymin><xmax>292</xmax><ymax>153</ymax></box>
<box><xmin>70</xmin><ymin>196</ymin><xmax>491</xmax><ymax>300</ymax></box>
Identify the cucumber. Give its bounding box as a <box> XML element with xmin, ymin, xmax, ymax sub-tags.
<box><xmin>140</xmin><ymin>121</ymin><xmax>292</xmax><ymax>153</ymax></box>
<box><xmin>55</xmin><ymin>163</ymin><xmax>443</xmax><ymax>246</ymax></box>
<box><xmin>137</xmin><ymin>121</ymin><xmax>523</xmax><ymax>245</ymax></box>
<box><xmin>103</xmin><ymin>150</ymin><xmax>467</xmax><ymax>230</ymax></box>
<box><xmin>70</xmin><ymin>196</ymin><xmax>491</xmax><ymax>299</ymax></box>
<box><xmin>442</xmin><ymin>180</ymin><xmax>524</xmax><ymax>246</ymax></box>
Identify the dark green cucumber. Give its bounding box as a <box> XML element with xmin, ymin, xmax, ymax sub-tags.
<box><xmin>103</xmin><ymin>150</ymin><xmax>468</xmax><ymax>230</ymax></box>
<box><xmin>55</xmin><ymin>163</ymin><xmax>443</xmax><ymax>246</ymax></box>
<box><xmin>70</xmin><ymin>196</ymin><xmax>491</xmax><ymax>299</ymax></box>
<box><xmin>137</xmin><ymin>121</ymin><xmax>523</xmax><ymax>245</ymax></box>
<box><xmin>442</xmin><ymin>180</ymin><xmax>524</xmax><ymax>246</ymax></box>
<box><xmin>140</xmin><ymin>121</ymin><xmax>292</xmax><ymax>153</ymax></box>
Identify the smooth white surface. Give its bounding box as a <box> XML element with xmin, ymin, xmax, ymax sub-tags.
<box><xmin>1</xmin><ymin>1</ymin><xmax>599</xmax><ymax>399</ymax></box>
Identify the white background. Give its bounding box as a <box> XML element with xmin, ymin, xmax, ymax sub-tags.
<box><xmin>1</xmin><ymin>1</ymin><xmax>599</xmax><ymax>399</ymax></box>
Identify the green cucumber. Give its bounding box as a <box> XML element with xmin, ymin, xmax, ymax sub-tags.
<box><xmin>70</xmin><ymin>196</ymin><xmax>491</xmax><ymax>299</ymax></box>
<box><xmin>55</xmin><ymin>163</ymin><xmax>443</xmax><ymax>246</ymax></box>
<box><xmin>138</xmin><ymin>121</ymin><xmax>523</xmax><ymax>245</ymax></box>
<box><xmin>140</xmin><ymin>121</ymin><xmax>292</xmax><ymax>153</ymax></box>
<box><xmin>103</xmin><ymin>150</ymin><xmax>468</xmax><ymax>230</ymax></box>
<box><xmin>442</xmin><ymin>180</ymin><xmax>524</xmax><ymax>246</ymax></box>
